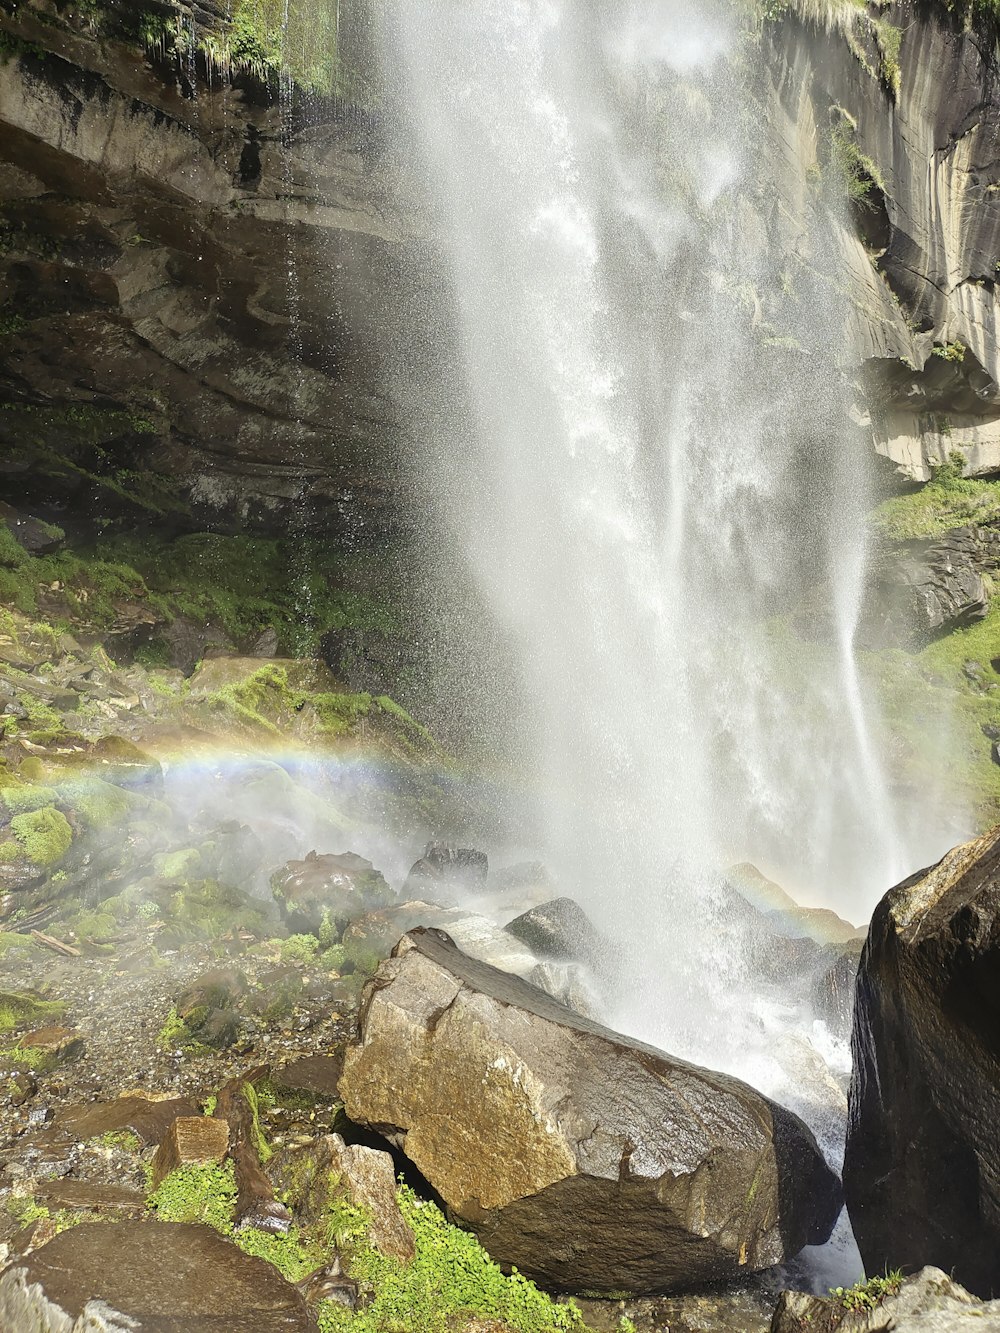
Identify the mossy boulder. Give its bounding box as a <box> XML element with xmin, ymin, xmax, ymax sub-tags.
<box><xmin>8</xmin><ymin>807</ymin><xmax>72</xmax><ymax>867</ymax></box>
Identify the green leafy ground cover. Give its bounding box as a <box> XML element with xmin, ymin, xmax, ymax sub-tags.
<box><xmin>147</xmin><ymin>1161</ymin><xmax>593</xmax><ymax>1333</ymax></box>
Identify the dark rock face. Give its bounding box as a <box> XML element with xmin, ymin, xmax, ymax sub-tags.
<box><xmin>844</xmin><ymin>827</ymin><xmax>1000</xmax><ymax>1297</ymax></box>
<box><xmin>0</xmin><ymin>3</ymin><xmax>437</xmax><ymax>540</ymax></box>
<box><xmin>0</xmin><ymin>1220</ymin><xmax>313</xmax><ymax>1330</ymax></box>
<box><xmin>504</xmin><ymin>896</ymin><xmax>602</xmax><ymax>965</ymax></box>
<box><xmin>339</xmin><ymin>928</ymin><xmax>842</xmax><ymax>1294</ymax></box>
<box><xmin>402</xmin><ymin>842</ymin><xmax>489</xmax><ymax>901</ymax></box>
<box><xmin>771</xmin><ymin>1266</ymin><xmax>1000</xmax><ymax>1332</ymax></box>
<box><xmin>867</xmin><ymin>525</ymin><xmax>1000</xmax><ymax>645</ymax></box>
<box><xmin>270</xmin><ymin>849</ymin><xmax>394</xmax><ymax>935</ymax></box>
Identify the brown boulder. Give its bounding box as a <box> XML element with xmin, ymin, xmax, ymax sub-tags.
<box><xmin>0</xmin><ymin>1221</ymin><xmax>313</xmax><ymax>1330</ymax></box>
<box><xmin>339</xmin><ymin>928</ymin><xmax>842</xmax><ymax>1294</ymax></box>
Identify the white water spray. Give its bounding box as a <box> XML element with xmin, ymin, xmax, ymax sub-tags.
<box><xmin>376</xmin><ymin>0</ymin><xmax>907</xmax><ymax>1163</ymax></box>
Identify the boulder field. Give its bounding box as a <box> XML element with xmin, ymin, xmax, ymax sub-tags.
<box><xmin>339</xmin><ymin>927</ymin><xmax>842</xmax><ymax>1294</ymax></box>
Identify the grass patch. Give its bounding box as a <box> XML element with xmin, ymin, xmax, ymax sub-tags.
<box><xmin>147</xmin><ymin>1161</ymin><xmax>238</xmax><ymax>1231</ymax></box>
<box><xmin>873</xmin><ymin>465</ymin><xmax>1000</xmax><ymax>541</ymax></box>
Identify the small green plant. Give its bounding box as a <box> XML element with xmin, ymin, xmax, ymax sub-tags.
<box><xmin>829</xmin><ymin>116</ymin><xmax>884</xmax><ymax>212</ymax></box>
<box><xmin>873</xmin><ymin>18</ymin><xmax>902</xmax><ymax>95</ymax></box>
<box><xmin>932</xmin><ymin>339</ymin><xmax>967</xmax><ymax>363</ymax></box>
<box><xmin>830</xmin><ymin>1269</ymin><xmax>904</xmax><ymax>1311</ymax></box>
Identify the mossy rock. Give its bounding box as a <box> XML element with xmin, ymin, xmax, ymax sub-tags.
<box><xmin>0</xmin><ymin>988</ymin><xmax>65</xmax><ymax>1033</ymax></box>
<box><xmin>9</xmin><ymin>806</ymin><xmax>73</xmax><ymax>866</ymax></box>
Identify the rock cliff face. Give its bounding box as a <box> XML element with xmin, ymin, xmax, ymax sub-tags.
<box><xmin>761</xmin><ymin>1</ymin><xmax>1000</xmax><ymax>480</ymax></box>
<box><xmin>0</xmin><ymin>0</ymin><xmax>436</xmax><ymax>539</ymax></box>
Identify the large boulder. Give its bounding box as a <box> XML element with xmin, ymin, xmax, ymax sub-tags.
<box><xmin>339</xmin><ymin>928</ymin><xmax>842</xmax><ymax>1294</ymax></box>
<box><xmin>844</xmin><ymin>827</ymin><xmax>1000</xmax><ymax>1297</ymax></box>
<box><xmin>0</xmin><ymin>1221</ymin><xmax>313</xmax><ymax>1330</ymax></box>
<box><xmin>771</xmin><ymin>1267</ymin><xmax>1000</xmax><ymax>1332</ymax></box>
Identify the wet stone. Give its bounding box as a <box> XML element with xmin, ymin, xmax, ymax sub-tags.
<box><xmin>273</xmin><ymin>1053</ymin><xmax>344</xmax><ymax>1099</ymax></box>
<box><xmin>35</xmin><ymin>1178</ymin><xmax>146</xmax><ymax>1216</ymax></box>
<box><xmin>53</xmin><ymin>1094</ymin><xmax>201</xmax><ymax>1146</ymax></box>
<box><xmin>0</xmin><ymin>1220</ymin><xmax>314</xmax><ymax>1330</ymax></box>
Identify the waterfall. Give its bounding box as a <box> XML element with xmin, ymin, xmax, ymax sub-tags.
<box><xmin>374</xmin><ymin>0</ymin><xmax>906</xmax><ymax>1108</ymax></box>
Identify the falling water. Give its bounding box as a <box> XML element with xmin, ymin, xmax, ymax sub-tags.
<box><xmin>373</xmin><ymin>0</ymin><xmax>905</xmax><ymax>1190</ymax></box>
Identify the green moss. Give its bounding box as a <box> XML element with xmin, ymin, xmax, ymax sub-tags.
<box><xmin>0</xmin><ymin>989</ymin><xmax>64</xmax><ymax>1032</ymax></box>
<box><xmin>317</xmin><ymin>1186</ymin><xmax>584</xmax><ymax>1333</ymax></box>
<box><xmin>9</xmin><ymin>807</ymin><xmax>72</xmax><ymax>866</ymax></box>
<box><xmin>311</xmin><ymin>691</ymin><xmax>373</xmax><ymax>737</ymax></box>
<box><xmin>279</xmin><ymin>933</ymin><xmax>321</xmax><ymax>965</ymax></box>
<box><xmin>0</xmin><ymin>783</ymin><xmax>59</xmax><ymax>815</ymax></box>
<box><xmin>68</xmin><ymin>910</ymin><xmax>118</xmax><ymax>945</ymax></box>
<box><xmin>243</xmin><ymin>1081</ymin><xmax>272</xmax><ymax>1164</ymax></box>
<box><xmin>156</xmin><ymin>1004</ymin><xmax>189</xmax><ymax>1050</ymax></box>
<box><xmin>0</xmin><ymin>931</ymin><xmax>41</xmax><ymax>957</ymax></box>
<box><xmin>67</xmin><ymin>779</ymin><xmax>146</xmax><ymax>829</ymax></box>
<box><xmin>147</xmin><ymin>1161</ymin><xmax>237</xmax><ymax>1231</ymax></box>
<box><xmin>153</xmin><ymin>848</ymin><xmax>203</xmax><ymax>882</ymax></box>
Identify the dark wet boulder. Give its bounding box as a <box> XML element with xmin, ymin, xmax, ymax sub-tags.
<box><xmin>771</xmin><ymin>1266</ymin><xmax>1000</xmax><ymax>1331</ymax></box>
<box><xmin>0</xmin><ymin>1221</ymin><xmax>313</xmax><ymax>1330</ymax></box>
<box><xmin>270</xmin><ymin>850</ymin><xmax>393</xmax><ymax>935</ymax></box>
<box><xmin>844</xmin><ymin>827</ymin><xmax>1000</xmax><ymax>1298</ymax></box>
<box><xmin>504</xmin><ymin>896</ymin><xmax>602</xmax><ymax>965</ymax></box>
<box><xmin>402</xmin><ymin>842</ymin><xmax>488</xmax><ymax>901</ymax></box>
<box><xmin>339</xmin><ymin>928</ymin><xmax>842</xmax><ymax>1294</ymax></box>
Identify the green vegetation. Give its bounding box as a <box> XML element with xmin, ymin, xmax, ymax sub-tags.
<box><xmin>9</xmin><ymin>806</ymin><xmax>73</xmax><ymax>866</ymax></box>
<box><xmin>145</xmin><ymin>1156</ymin><xmax>587</xmax><ymax>1333</ymax></box>
<box><xmin>932</xmin><ymin>339</ymin><xmax>967</xmax><ymax>362</ymax></box>
<box><xmin>873</xmin><ymin>18</ymin><xmax>902</xmax><ymax>95</ymax></box>
<box><xmin>830</xmin><ymin>1270</ymin><xmax>904</xmax><ymax>1311</ymax></box>
<box><xmin>56</xmin><ymin>0</ymin><xmax>376</xmax><ymax>103</ymax></box>
<box><xmin>864</xmin><ymin>600</ymin><xmax>1000</xmax><ymax>827</ymax></box>
<box><xmin>156</xmin><ymin>1005</ymin><xmax>189</xmax><ymax>1051</ymax></box>
<box><xmin>873</xmin><ymin>458</ymin><xmax>1000</xmax><ymax>540</ymax></box>
<box><xmin>280</xmin><ymin>933</ymin><xmax>321</xmax><ymax>964</ymax></box>
<box><xmin>0</xmin><ymin>989</ymin><xmax>64</xmax><ymax>1032</ymax></box>
<box><xmin>147</xmin><ymin>1161</ymin><xmax>238</xmax><ymax>1231</ymax></box>
<box><xmin>316</xmin><ymin>1187</ymin><xmax>585</xmax><ymax>1333</ymax></box>
<box><xmin>829</xmin><ymin>117</ymin><xmax>884</xmax><ymax>211</ymax></box>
